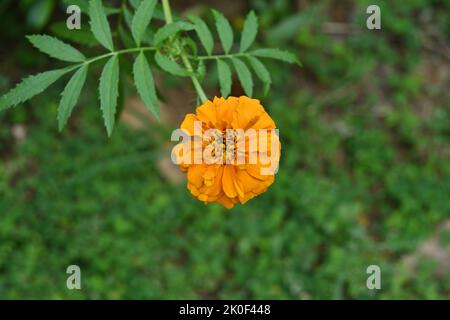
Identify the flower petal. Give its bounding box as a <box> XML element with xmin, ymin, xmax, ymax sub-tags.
<box><xmin>217</xmin><ymin>195</ymin><xmax>235</xmax><ymax>209</ymax></box>
<box><xmin>187</xmin><ymin>164</ymin><xmax>206</xmax><ymax>188</ymax></box>
<box><xmin>180</xmin><ymin>113</ymin><xmax>199</xmax><ymax>136</ymax></box>
<box><xmin>222</xmin><ymin>165</ymin><xmax>238</xmax><ymax>198</ymax></box>
<box><xmin>196</xmin><ymin>99</ymin><xmax>217</xmax><ymax>126</ymax></box>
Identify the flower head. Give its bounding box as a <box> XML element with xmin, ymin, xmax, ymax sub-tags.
<box><xmin>173</xmin><ymin>96</ymin><xmax>281</xmax><ymax>209</ymax></box>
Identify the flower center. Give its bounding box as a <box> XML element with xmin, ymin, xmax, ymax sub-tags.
<box><xmin>206</xmin><ymin>130</ymin><xmax>243</xmax><ymax>164</ymax></box>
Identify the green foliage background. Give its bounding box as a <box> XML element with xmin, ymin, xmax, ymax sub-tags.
<box><xmin>0</xmin><ymin>0</ymin><xmax>449</xmax><ymax>299</ymax></box>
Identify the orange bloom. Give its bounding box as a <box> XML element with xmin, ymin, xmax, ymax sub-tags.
<box><xmin>173</xmin><ymin>96</ymin><xmax>281</xmax><ymax>209</ymax></box>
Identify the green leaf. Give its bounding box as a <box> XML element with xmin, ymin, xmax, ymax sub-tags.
<box><xmin>130</xmin><ymin>0</ymin><xmax>166</xmax><ymax>20</ymax></box>
<box><xmin>153</xmin><ymin>21</ymin><xmax>194</xmax><ymax>46</ymax></box>
<box><xmin>89</xmin><ymin>0</ymin><xmax>114</xmax><ymax>51</ymax></box>
<box><xmin>216</xmin><ymin>59</ymin><xmax>232</xmax><ymax>97</ymax></box>
<box><xmin>27</xmin><ymin>34</ymin><xmax>86</xmax><ymax>62</ymax></box>
<box><xmin>131</xmin><ymin>0</ymin><xmax>157</xmax><ymax>46</ymax></box>
<box><xmin>58</xmin><ymin>65</ymin><xmax>88</xmax><ymax>131</ymax></box>
<box><xmin>104</xmin><ymin>7</ymin><xmax>121</xmax><ymax>15</ymax></box>
<box><xmin>116</xmin><ymin>69</ymin><xmax>126</xmax><ymax>123</ymax></box>
<box><xmin>183</xmin><ymin>37</ymin><xmax>198</xmax><ymax>57</ymax></box>
<box><xmin>118</xmin><ymin>25</ymin><xmax>135</xmax><ymax>48</ymax></box>
<box><xmin>266</xmin><ymin>12</ymin><xmax>309</xmax><ymax>44</ymax></box>
<box><xmin>197</xmin><ymin>60</ymin><xmax>206</xmax><ymax>81</ymax></box>
<box><xmin>247</xmin><ymin>56</ymin><xmax>271</xmax><ymax>95</ymax></box>
<box><xmin>99</xmin><ymin>55</ymin><xmax>120</xmax><ymax>136</ymax></box>
<box><xmin>232</xmin><ymin>58</ymin><xmax>253</xmax><ymax>97</ymax></box>
<box><xmin>123</xmin><ymin>5</ymin><xmax>134</xmax><ymax>29</ymax></box>
<box><xmin>250</xmin><ymin>48</ymin><xmax>300</xmax><ymax>65</ymax></box>
<box><xmin>212</xmin><ymin>9</ymin><xmax>233</xmax><ymax>54</ymax></box>
<box><xmin>240</xmin><ymin>11</ymin><xmax>258</xmax><ymax>52</ymax></box>
<box><xmin>27</xmin><ymin>0</ymin><xmax>54</xmax><ymax>30</ymax></box>
<box><xmin>152</xmin><ymin>7</ymin><xmax>168</xmax><ymax>21</ymax></box>
<box><xmin>0</xmin><ymin>68</ymin><xmax>72</xmax><ymax>111</ymax></box>
<box><xmin>154</xmin><ymin>52</ymin><xmax>188</xmax><ymax>77</ymax></box>
<box><xmin>189</xmin><ymin>16</ymin><xmax>214</xmax><ymax>56</ymax></box>
<box><xmin>133</xmin><ymin>52</ymin><xmax>160</xmax><ymax>119</ymax></box>
<box><xmin>128</xmin><ymin>0</ymin><xmax>141</xmax><ymax>9</ymax></box>
<box><xmin>50</xmin><ymin>22</ymin><xmax>97</xmax><ymax>47</ymax></box>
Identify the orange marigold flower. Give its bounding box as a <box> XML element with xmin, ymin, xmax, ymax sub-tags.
<box><xmin>173</xmin><ymin>96</ymin><xmax>281</xmax><ymax>209</ymax></box>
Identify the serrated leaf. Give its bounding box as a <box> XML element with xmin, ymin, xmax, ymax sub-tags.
<box><xmin>58</xmin><ymin>65</ymin><xmax>88</xmax><ymax>130</ymax></box>
<box><xmin>231</xmin><ymin>58</ymin><xmax>253</xmax><ymax>97</ymax></box>
<box><xmin>99</xmin><ymin>55</ymin><xmax>120</xmax><ymax>136</ymax></box>
<box><xmin>27</xmin><ymin>34</ymin><xmax>86</xmax><ymax>62</ymax></box>
<box><xmin>216</xmin><ymin>59</ymin><xmax>232</xmax><ymax>97</ymax></box>
<box><xmin>247</xmin><ymin>56</ymin><xmax>271</xmax><ymax>95</ymax></box>
<box><xmin>131</xmin><ymin>0</ymin><xmax>157</xmax><ymax>46</ymax></box>
<box><xmin>0</xmin><ymin>68</ymin><xmax>72</xmax><ymax>111</ymax></box>
<box><xmin>212</xmin><ymin>9</ymin><xmax>233</xmax><ymax>54</ymax></box>
<box><xmin>189</xmin><ymin>16</ymin><xmax>214</xmax><ymax>56</ymax></box>
<box><xmin>154</xmin><ymin>52</ymin><xmax>188</xmax><ymax>77</ymax></box>
<box><xmin>133</xmin><ymin>52</ymin><xmax>159</xmax><ymax>119</ymax></box>
<box><xmin>250</xmin><ymin>48</ymin><xmax>300</xmax><ymax>65</ymax></box>
<box><xmin>153</xmin><ymin>21</ymin><xmax>194</xmax><ymax>46</ymax></box>
<box><xmin>240</xmin><ymin>11</ymin><xmax>258</xmax><ymax>52</ymax></box>
<box><xmin>89</xmin><ymin>0</ymin><xmax>114</xmax><ymax>51</ymax></box>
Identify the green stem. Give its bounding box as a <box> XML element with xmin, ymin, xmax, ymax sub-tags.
<box><xmin>161</xmin><ymin>0</ymin><xmax>208</xmax><ymax>103</ymax></box>
<box><xmin>196</xmin><ymin>53</ymin><xmax>249</xmax><ymax>60</ymax></box>
<box><xmin>84</xmin><ymin>47</ymin><xmax>156</xmax><ymax>65</ymax></box>
<box><xmin>181</xmin><ymin>54</ymin><xmax>207</xmax><ymax>103</ymax></box>
<box><xmin>162</xmin><ymin>0</ymin><xmax>173</xmax><ymax>24</ymax></box>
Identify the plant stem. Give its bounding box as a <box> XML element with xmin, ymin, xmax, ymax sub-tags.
<box><xmin>196</xmin><ymin>53</ymin><xmax>250</xmax><ymax>60</ymax></box>
<box><xmin>161</xmin><ymin>0</ymin><xmax>208</xmax><ymax>103</ymax></box>
<box><xmin>162</xmin><ymin>0</ymin><xmax>173</xmax><ymax>24</ymax></box>
<box><xmin>84</xmin><ymin>47</ymin><xmax>156</xmax><ymax>66</ymax></box>
<box><xmin>181</xmin><ymin>54</ymin><xmax>207</xmax><ymax>103</ymax></box>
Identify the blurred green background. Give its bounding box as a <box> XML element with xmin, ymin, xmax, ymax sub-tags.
<box><xmin>0</xmin><ymin>0</ymin><xmax>449</xmax><ymax>299</ymax></box>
